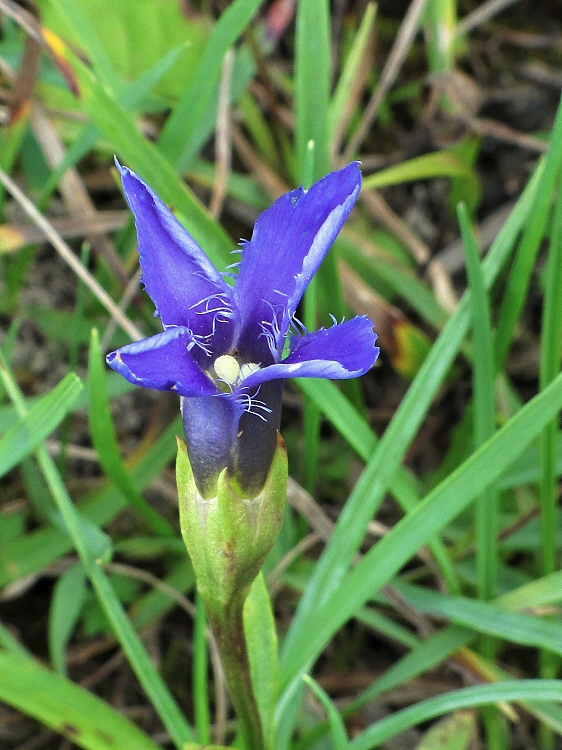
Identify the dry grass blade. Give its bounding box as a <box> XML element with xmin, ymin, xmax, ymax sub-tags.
<box><xmin>231</xmin><ymin>122</ymin><xmax>288</xmax><ymax>200</ymax></box>
<box><xmin>210</xmin><ymin>48</ymin><xmax>234</xmax><ymax>220</ymax></box>
<box><xmin>470</xmin><ymin>116</ymin><xmax>549</xmax><ymax>153</ymax></box>
<box><xmin>100</xmin><ymin>267</ymin><xmax>142</xmax><ymax>351</ymax></box>
<box><xmin>342</xmin><ymin>0</ymin><xmax>430</xmax><ymax>162</ymax></box>
<box><xmin>360</xmin><ymin>191</ymin><xmax>458</xmax><ymax>311</ymax></box>
<box><xmin>0</xmin><ymin>211</ymin><xmax>129</xmax><ymax>253</ymax></box>
<box><xmin>0</xmin><ymin>165</ymin><xmax>142</xmax><ymax>342</ymax></box>
<box><xmin>361</xmin><ymin>189</ymin><xmax>431</xmax><ymax>265</ymax></box>
<box><xmin>267</xmin><ymin>533</ymin><xmax>321</xmax><ymax>596</ymax></box>
<box><xmin>31</xmin><ymin>105</ymin><xmax>130</xmax><ymax>284</ymax></box>
<box><xmin>456</xmin><ymin>0</ymin><xmax>524</xmax><ymax>37</ymax></box>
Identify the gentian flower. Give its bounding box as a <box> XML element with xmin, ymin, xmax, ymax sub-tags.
<box><xmin>107</xmin><ymin>161</ymin><xmax>379</xmax><ymax>497</ymax></box>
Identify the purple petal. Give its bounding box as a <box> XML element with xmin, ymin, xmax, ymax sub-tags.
<box><xmin>181</xmin><ymin>379</ymin><xmax>284</xmax><ymax>498</ymax></box>
<box><xmin>233</xmin><ymin>163</ymin><xmax>362</xmax><ymax>364</ymax></box>
<box><xmin>239</xmin><ymin>316</ymin><xmax>379</xmax><ymax>389</ymax></box>
<box><xmin>117</xmin><ymin>161</ymin><xmax>239</xmax><ymax>355</ymax></box>
<box><xmin>181</xmin><ymin>394</ymin><xmax>244</xmax><ymax>498</ymax></box>
<box><xmin>106</xmin><ymin>328</ymin><xmax>220</xmax><ymax>397</ymax></box>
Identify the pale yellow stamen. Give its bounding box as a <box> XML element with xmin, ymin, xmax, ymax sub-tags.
<box><xmin>213</xmin><ymin>355</ymin><xmax>260</xmax><ymax>389</ymax></box>
<box><xmin>214</xmin><ymin>354</ymin><xmax>240</xmax><ymax>386</ymax></box>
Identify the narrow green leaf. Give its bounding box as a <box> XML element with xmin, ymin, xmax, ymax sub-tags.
<box><xmin>280</xmin><ymin>160</ymin><xmax>542</xmax><ymax>684</ymax></box>
<box><xmin>88</xmin><ymin>329</ymin><xmax>174</xmax><ymax>537</ymax></box>
<box><xmin>244</xmin><ymin>573</ymin><xmax>279</xmax><ymax>749</ymax></box>
<box><xmin>350</xmin><ymin>681</ymin><xmax>562</xmax><ymax>750</ymax></box>
<box><xmin>0</xmin><ymin>372</ymin><xmax>82</xmax><ymax>478</ymax></box>
<box><xmin>302</xmin><ymin>675</ymin><xmax>349</xmax><ymax>750</ymax></box>
<box><xmin>362</xmin><ymin>151</ymin><xmax>478</xmax><ymax>195</ymax></box>
<box><xmin>458</xmin><ymin>203</ymin><xmax>497</xmax><ymax>602</ymax></box>
<box><xmin>0</xmin><ymin>651</ymin><xmax>161</xmax><ymax>750</ymax></box>
<box><xmin>539</xmin><ymin>168</ymin><xmax>562</xmax><ymax>575</ymax></box>
<box><xmin>158</xmin><ymin>0</ymin><xmax>263</xmax><ymax>168</ymax></box>
<box><xmin>295</xmin><ymin>0</ymin><xmax>330</xmax><ymax>180</ymax></box>
<box><xmin>281</xmin><ymin>366</ymin><xmax>562</xmax><ymax>684</ymax></box>
<box><xmin>48</xmin><ymin>563</ymin><xmax>87</xmax><ymax>675</ymax></box>
<box><xmin>494</xmin><ymin>95</ymin><xmax>562</xmax><ymax>368</ymax></box>
<box><xmin>394</xmin><ymin>584</ymin><xmax>562</xmax><ymax>658</ymax></box>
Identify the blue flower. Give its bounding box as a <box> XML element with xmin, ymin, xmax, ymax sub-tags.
<box><xmin>107</xmin><ymin>161</ymin><xmax>379</xmax><ymax>496</ymax></box>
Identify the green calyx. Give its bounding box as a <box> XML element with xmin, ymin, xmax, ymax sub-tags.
<box><xmin>176</xmin><ymin>432</ymin><xmax>288</xmax><ymax>609</ymax></box>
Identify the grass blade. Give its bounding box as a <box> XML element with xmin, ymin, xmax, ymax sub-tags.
<box><xmin>280</xmin><ymin>365</ymin><xmax>562</xmax><ymax>685</ymax></box>
<box><xmin>494</xmin><ymin>95</ymin><xmax>562</xmax><ymax>368</ymax></box>
<box><xmin>280</xmin><ymin>159</ymin><xmax>542</xmax><ymax>676</ymax></box>
<box><xmin>350</xmin><ymin>681</ymin><xmax>562</xmax><ymax>750</ymax></box>
<box><xmin>158</xmin><ymin>0</ymin><xmax>263</xmax><ymax>169</ymax></box>
<box><xmin>0</xmin><ymin>372</ymin><xmax>82</xmax><ymax>477</ymax></box>
<box><xmin>0</xmin><ymin>651</ymin><xmax>161</xmax><ymax>750</ymax></box>
<box><xmin>88</xmin><ymin>328</ymin><xmax>175</xmax><ymax>537</ymax></box>
<box><xmin>458</xmin><ymin>203</ymin><xmax>498</xmax><ymax>602</ymax></box>
<box><xmin>0</xmin><ymin>352</ymin><xmax>195</xmax><ymax>748</ymax></box>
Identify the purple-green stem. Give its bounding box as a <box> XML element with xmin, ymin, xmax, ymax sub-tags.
<box><xmin>204</xmin><ymin>591</ymin><xmax>264</xmax><ymax>750</ymax></box>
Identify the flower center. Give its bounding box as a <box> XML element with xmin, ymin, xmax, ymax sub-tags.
<box><xmin>212</xmin><ymin>354</ymin><xmax>259</xmax><ymax>392</ymax></box>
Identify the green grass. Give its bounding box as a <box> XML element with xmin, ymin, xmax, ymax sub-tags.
<box><xmin>1</xmin><ymin>2</ymin><xmax>562</xmax><ymax>749</ymax></box>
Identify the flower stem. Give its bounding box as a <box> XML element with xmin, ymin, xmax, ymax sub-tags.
<box><xmin>204</xmin><ymin>592</ymin><xmax>264</xmax><ymax>750</ymax></box>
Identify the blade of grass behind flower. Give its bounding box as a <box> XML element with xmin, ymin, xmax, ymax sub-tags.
<box><xmin>280</xmin><ymin>366</ymin><xmax>562</xmax><ymax>686</ymax></box>
<box><xmin>280</xmin><ymin>154</ymin><xmax>543</xmax><ymax>678</ymax></box>
<box><xmin>0</xmin><ymin>650</ymin><xmax>162</xmax><ymax>750</ymax></box>
<box><xmin>494</xmin><ymin>94</ymin><xmax>562</xmax><ymax>369</ymax></box>
<box><xmin>539</xmin><ymin>168</ymin><xmax>562</xmax><ymax>577</ymax></box>
<box><xmin>350</xmin><ymin>681</ymin><xmax>562</xmax><ymax>750</ymax></box>
<box><xmin>0</xmin><ymin>416</ymin><xmax>181</xmax><ymax>588</ymax></box>
<box><xmin>295</xmin><ymin>4</ymin><xmax>331</xmax><ymax>491</ymax></box>
<box><xmin>158</xmin><ymin>0</ymin><xmax>263</xmax><ymax>169</ymax></box>
<box><xmin>0</xmin><ymin>352</ymin><xmax>195</xmax><ymax>748</ymax></box>
<box><xmin>87</xmin><ymin>328</ymin><xmax>175</xmax><ymax>538</ymax></box>
<box><xmin>66</xmin><ymin>49</ymin><xmax>232</xmax><ymax>269</ymax></box>
<box><xmin>295</xmin><ymin>0</ymin><xmax>330</xmax><ymax>180</ymax></box>
<box><xmin>0</xmin><ymin>372</ymin><xmax>82</xmax><ymax>478</ymax></box>
<box><xmin>458</xmin><ymin>203</ymin><xmax>498</xmax><ymax>602</ymax></box>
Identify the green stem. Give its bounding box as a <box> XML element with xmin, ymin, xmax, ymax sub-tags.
<box><xmin>204</xmin><ymin>592</ymin><xmax>264</xmax><ymax>750</ymax></box>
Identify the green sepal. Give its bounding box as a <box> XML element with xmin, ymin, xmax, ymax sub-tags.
<box><xmin>177</xmin><ymin>433</ymin><xmax>287</xmax><ymax>609</ymax></box>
